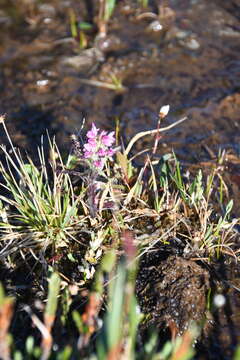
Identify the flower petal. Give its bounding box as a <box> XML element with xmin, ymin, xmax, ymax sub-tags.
<box><xmin>86</xmin><ymin>123</ymin><xmax>99</xmax><ymax>139</ymax></box>
<box><xmin>159</xmin><ymin>105</ymin><xmax>170</xmax><ymax>118</ymax></box>
<box><xmin>101</xmin><ymin>131</ymin><xmax>115</xmax><ymax>146</ymax></box>
<box><xmin>93</xmin><ymin>159</ymin><xmax>104</xmax><ymax>169</ymax></box>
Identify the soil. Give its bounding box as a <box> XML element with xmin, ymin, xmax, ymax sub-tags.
<box><xmin>137</xmin><ymin>254</ymin><xmax>210</xmax><ymax>335</ymax></box>
<box><xmin>136</xmin><ymin>244</ymin><xmax>240</xmax><ymax>359</ymax></box>
<box><xmin>0</xmin><ymin>0</ymin><xmax>240</xmax><ymax>358</ymax></box>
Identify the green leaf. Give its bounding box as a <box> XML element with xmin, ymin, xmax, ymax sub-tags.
<box><xmin>158</xmin><ymin>341</ymin><xmax>173</xmax><ymax>358</ymax></box>
<box><xmin>105</xmin><ymin>0</ymin><xmax>116</xmax><ymax>20</ymax></box>
<box><xmin>234</xmin><ymin>346</ymin><xmax>240</xmax><ymax>360</ymax></box>
<box><xmin>56</xmin><ymin>346</ymin><xmax>72</xmax><ymax>360</ymax></box>
<box><xmin>101</xmin><ymin>250</ymin><xmax>117</xmax><ymax>273</ymax></box>
<box><xmin>67</xmin><ymin>253</ymin><xmax>77</xmax><ymax>263</ymax></box>
<box><xmin>13</xmin><ymin>351</ymin><xmax>23</xmax><ymax>360</ymax></box>
<box><xmin>0</xmin><ymin>283</ymin><xmax>5</xmax><ymax>306</ymax></box>
<box><xmin>45</xmin><ymin>273</ymin><xmax>61</xmax><ymax>317</ymax></box>
<box><xmin>25</xmin><ymin>336</ymin><xmax>34</xmax><ymax>355</ymax></box>
<box><xmin>78</xmin><ymin>22</ymin><xmax>93</xmax><ymax>30</ymax></box>
<box><xmin>107</xmin><ymin>265</ymin><xmax>126</xmax><ymax>349</ymax></box>
<box><xmin>72</xmin><ymin>311</ymin><xmax>84</xmax><ymax>333</ymax></box>
<box><xmin>225</xmin><ymin>199</ymin><xmax>233</xmax><ymax>216</ymax></box>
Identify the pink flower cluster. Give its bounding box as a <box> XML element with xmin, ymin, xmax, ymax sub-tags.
<box><xmin>83</xmin><ymin>123</ymin><xmax>115</xmax><ymax>169</ymax></box>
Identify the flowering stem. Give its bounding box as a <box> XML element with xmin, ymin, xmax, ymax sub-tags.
<box><xmin>124</xmin><ymin>116</ymin><xmax>187</xmax><ymax>156</ymax></box>
<box><xmin>87</xmin><ymin>171</ymin><xmax>99</xmax><ymax>218</ymax></box>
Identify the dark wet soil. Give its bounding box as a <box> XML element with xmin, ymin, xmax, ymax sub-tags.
<box><xmin>0</xmin><ymin>0</ymin><xmax>240</xmax><ymax>358</ymax></box>
<box><xmin>136</xmin><ymin>244</ymin><xmax>240</xmax><ymax>359</ymax></box>
<box><xmin>136</xmin><ymin>252</ymin><xmax>210</xmax><ymax>335</ymax></box>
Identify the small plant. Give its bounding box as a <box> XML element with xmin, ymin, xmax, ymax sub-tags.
<box><xmin>69</xmin><ymin>9</ymin><xmax>93</xmax><ymax>50</ymax></box>
<box><xmin>0</xmin><ymin>116</ymin><xmax>85</xmax><ymax>261</ymax></box>
<box><xmin>79</xmin><ymin>73</ymin><xmax>126</xmax><ymax>92</ymax></box>
<box><xmin>138</xmin><ymin>0</ymin><xmax>149</xmax><ymax>8</ymax></box>
<box><xmin>98</xmin><ymin>0</ymin><xmax>116</xmax><ymax>37</ymax></box>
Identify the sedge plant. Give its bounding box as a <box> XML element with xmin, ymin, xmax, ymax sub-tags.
<box><xmin>0</xmin><ymin>116</ymin><xmax>86</xmax><ymax>262</ymax></box>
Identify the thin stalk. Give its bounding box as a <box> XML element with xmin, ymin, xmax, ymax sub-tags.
<box><xmin>124</xmin><ymin>116</ymin><xmax>187</xmax><ymax>156</ymax></box>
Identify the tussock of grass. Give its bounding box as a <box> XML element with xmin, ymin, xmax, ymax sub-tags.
<box><xmin>0</xmin><ymin>112</ymin><xmax>239</xmax><ymax>271</ymax></box>
<box><xmin>0</xmin><ymin>120</ymin><xmax>89</xmax><ymax>263</ymax></box>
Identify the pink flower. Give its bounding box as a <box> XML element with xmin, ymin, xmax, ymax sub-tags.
<box><xmin>101</xmin><ymin>131</ymin><xmax>115</xmax><ymax>146</ymax></box>
<box><xmin>93</xmin><ymin>159</ymin><xmax>104</xmax><ymax>169</ymax></box>
<box><xmin>83</xmin><ymin>151</ymin><xmax>93</xmax><ymax>158</ymax></box>
<box><xmin>84</xmin><ymin>142</ymin><xmax>95</xmax><ymax>152</ymax></box>
<box><xmin>86</xmin><ymin>123</ymin><xmax>99</xmax><ymax>139</ymax></box>
<box><xmin>83</xmin><ymin>123</ymin><xmax>116</xmax><ymax>171</ymax></box>
<box><xmin>107</xmin><ymin>148</ymin><xmax>115</xmax><ymax>157</ymax></box>
<box><xmin>97</xmin><ymin>148</ymin><xmax>107</xmax><ymax>157</ymax></box>
<box><xmin>88</xmin><ymin>138</ymin><xmax>97</xmax><ymax>146</ymax></box>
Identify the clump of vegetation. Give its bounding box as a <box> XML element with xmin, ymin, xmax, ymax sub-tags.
<box><xmin>0</xmin><ymin>109</ymin><xmax>239</xmax><ymax>359</ymax></box>
<box><xmin>69</xmin><ymin>0</ymin><xmax>116</xmax><ymax>50</ymax></box>
<box><xmin>69</xmin><ymin>8</ymin><xmax>93</xmax><ymax>49</ymax></box>
<box><xmin>0</xmin><ymin>117</ymin><xmax>85</xmax><ymax>261</ymax></box>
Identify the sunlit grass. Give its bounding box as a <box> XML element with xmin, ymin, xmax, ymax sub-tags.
<box><xmin>0</xmin><ymin>118</ymin><xmax>87</xmax><ymax>261</ymax></box>
<box><xmin>0</xmin><ymin>110</ymin><xmax>239</xmax><ymax>267</ymax></box>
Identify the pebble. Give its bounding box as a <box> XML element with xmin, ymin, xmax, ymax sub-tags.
<box><xmin>147</xmin><ymin>20</ymin><xmax>163</xmax><ymax>32</ymax></box>
<box><xmin>180</xmin><ymin>38</ymin><xmax>200</xmax><ymax>50</ymax></box>
<box><xmin>175</xmin><ymin>30</ymin><xmax>190</xmax><ymax>39</ymax></box>
<box><xmin>36</xmin><ymin>79</ymin><xmax>49</xmax><ymax>87</ymax></box>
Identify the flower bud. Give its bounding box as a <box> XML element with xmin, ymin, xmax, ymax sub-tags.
<box><xmin>159</xmin><ymin>104</ymin><xmax>170</xmax><ymax>118</ymax></box>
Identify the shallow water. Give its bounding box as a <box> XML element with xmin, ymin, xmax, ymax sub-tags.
<box><xmin>0</xmin><ymin>0</ymin><xmax>239</xmax><ymax>155</ymax></box>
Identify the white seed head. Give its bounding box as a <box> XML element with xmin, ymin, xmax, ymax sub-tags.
<box><xmin>159</xmin><ymin>104</ymin><xmax>170</xmax><ymax>118</ymax></box>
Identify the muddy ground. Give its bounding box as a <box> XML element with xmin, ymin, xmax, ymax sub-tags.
<box><xmin>0</xmin><ymin>0</ymin><xmax>240</xmax><ymax>358</ymax></box>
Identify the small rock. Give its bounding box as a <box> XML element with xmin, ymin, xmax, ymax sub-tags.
<box><xmin>180</xmin><ymin>37</ymin><xmax>200</xmax><ymax>50</ymax></box>
<box><xmin>147</xmin><ymin>20</ymin><xmax>163</xmax><ymax>32</ymax></box>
